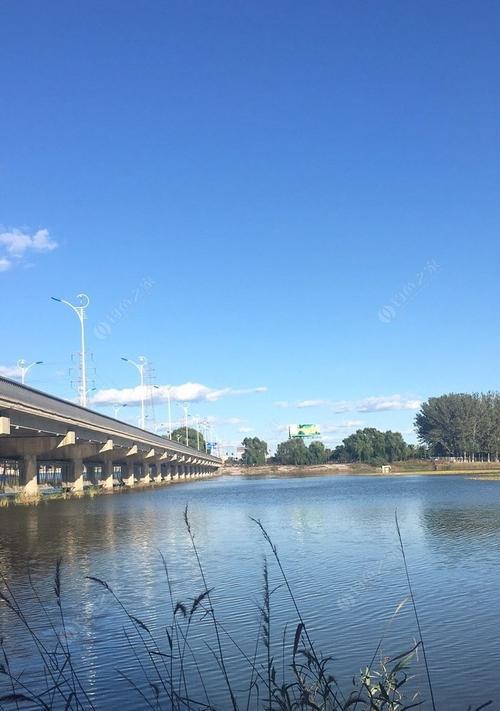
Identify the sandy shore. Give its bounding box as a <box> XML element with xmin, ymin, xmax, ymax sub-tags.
<box><xmin>224</xmin><ymin>463</ymin><xmax>500</xmax><ymax>478</ymax></box>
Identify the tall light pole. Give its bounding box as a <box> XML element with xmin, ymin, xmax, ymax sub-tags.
<box><xmin>154</xmin><ymin>385</ymin><xmax>172</xmax><ymax>438</ymax></box>
<box><xmin>121</xmin><ymin>356</ymin><xmax>147</xmax><ymax>429</ymax></box>
<box><xmin>51</xmin><ymin>293</ymin><xmax>90</xmax><ymax>407</ymax></box>
<box><xmin>199</xmin><ymin>418</ymin><xmax>209</xmax><ymax>452</ymax></box>
<box><xmin>166</xmin><ymin>385</ymin><xmax>172</xmax><ymax>439</ymax></box>
<box><xmin>112</xmin><ymin>403</ymin><xmax>127</xmax><ymax>419</ymax></box>
<box><xmin>17</xmin><ymin>359</ymin><xmax>43</xmax><ymax>385</ymax></box>
<box><xmin>193</xmin><ymin>415</ymin><xmax>200</xmax><ymax>450</ymax></box>
<box><xmin>178</xmin><ymin>402</ymin><xmax>189</xmax><ymax>446</ymax></box>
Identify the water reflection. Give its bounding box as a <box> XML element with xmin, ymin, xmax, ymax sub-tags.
<box><xmin>1</xmin><ymin>475</ymin><xmax>500</xmax><ymax>708</ymax></box>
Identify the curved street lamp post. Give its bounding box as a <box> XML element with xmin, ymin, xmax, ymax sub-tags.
<box><xmin>17</xmin><ymin>359</ymin><xmax>43</xmax><ymax>385</ymax></box>
<box><xmin>121</xmin><ymin>356</ymin><xmax>147</xmax><ymax>429</ymax></box>
<box><xmin>153</xmin><ymin>385</ymin><xmax>172</xmax><ymax>439</ymax></box>
<box><xmin>178</xmin><ymin>402</ymin><xmax>189</xmax><ymax>446</ymax></box>
<box><xmin>51</xmin><ymin>294</ymin><xmax>90</xmax><ymax>407</ymax></box>
<box><xmin>112</xmin><ymin>403</ymin><xmax>128</xmax><ymax>419</ymax></box>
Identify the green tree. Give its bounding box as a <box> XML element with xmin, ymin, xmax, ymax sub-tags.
<box><xmin>170</xmin><ymin>427</ymin><xmax>206</xmax><ymax>451</ymax></box>
<box><xmin>384</xmin><ymin>431</ymin><xmax>408</xmax><ymax>462</ymax></box>
<box><xmin>334</xmin><ymin>427</ymin><xmax>411</xmax><ymax>464</ymax></box>
<box><xmin>241</xmin><ymin>437</ymin><xmax>268</xmax><ymax>466</ymax></box>
<box><xmin>330</xmin><ymin>444</ymin><xmax>349</xmax><ymax>462</ymax></box>
<box><xmin>308</xmin><ymin>441</ymin><xmax>327</xmax><ymax>464</ymax></box>
<box><xmin>415</xmin><ymin>392</ymin><xmax>500</xmax><ymax>462</ymax></box>
<box><xmin>275</xmin><ymin>438</ymin><xmax>311</xmax><ymax>465</ymax></box>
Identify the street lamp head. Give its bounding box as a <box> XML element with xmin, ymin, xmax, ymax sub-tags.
<box><xmin>51</xmin><ymin>296</ymin><xmax>62</xmax><ymax>303</ymax></box>
<box><xmin>121</xmin><ymin>357</ymin><xmax>129</xmax><ymax>362</ymax></box>
<box><xmin>36</xmin><ymin>361</ymin><xmax>44</xmax><ymax>365</ymax></box>
<box><xmin>77</xmin><ymin>293</ymin><xmax>90</xmax><ymax>308</ymax></box>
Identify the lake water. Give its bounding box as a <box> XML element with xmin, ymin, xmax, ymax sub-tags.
<box><xmin>1</xmin><ymin>473</ymin><xmax>500</xmax><ymax>709</ymax></box>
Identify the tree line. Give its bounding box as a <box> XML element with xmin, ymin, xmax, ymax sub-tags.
<box><xmin>331</xmin><ymin>428</ymin><xmax>426</xmax><ymax>464</ymax></box>
<box><xmin>239</xmin><ymin>430</ymin><xmax>427</xmax><ymax>467</ymax></box>
<box><xmin>415</xmin><ymin>392</ymin><xmax>500</xmax><ymax>461</ymax></box>
<box><xmin>238</xmin><ymin>392</ymin><xmax>500</xmax><ymax>467</ymax></box>
<box><xmin>238</xmin><ymin>436</ymin><xmax>332</xmax><ymax>466</ymax></box>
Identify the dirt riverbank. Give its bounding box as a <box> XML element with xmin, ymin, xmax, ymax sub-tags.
<box><xmin>224</xmin><ymin>462</ymin><xmax>500</xmax><ymax>478</ymax></box>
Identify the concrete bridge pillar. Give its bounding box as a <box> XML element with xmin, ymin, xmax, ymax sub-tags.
<box><xmin>67</xmin><ymin>458</ymin><xmax>84</xmax><ymax>491</ymax></box>
<box><xmin>102</xmin><ymin>460</ymin><xmax>114</xmax><ymax>489</ymax></box>
<box><xmin>85</xmin><ymin>463</ymin><xmax>98</xmax><ymax>486</ymax></box>
<box><xmin>123</xmin><ymin>462</ymin><xmax>135</xmax><ymax>487</ymax></box>
<box><xmin>153</xmin><ymin>462</ymin><xmax>162</xmax><ymax>483</ymax></box>
<box><xmin>19</xmin><ymin>454</ymin><xmax>38</xmax><ymax>495</ymax></box>
<box><xmin>140</xmin><ymin>461</ymin><xmax>151</xmax><ymax>484</ymax></box>
<box><xmin>164</xmin><ymin>464</ymin><xmax>172</xmax><ymax>482</ymax></box>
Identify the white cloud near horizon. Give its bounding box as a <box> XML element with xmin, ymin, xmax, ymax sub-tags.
<box><xmin>0</xmin><ymin>364</ymin><xmax>21</xmax><ymax>378</ymax></box>
<box><xmin>0</xmin><ymin>228</ymin><xmax>58</xmax><ymax>272</ymax></box>
<box><xmin>274</xmin><ymin>394</ymin><xmax>421</xmax><ymax>413</ymax></box>
<box><xmin>321</xmin><ymin>420</ymin><xmax>365</xmax><ymax>433</ymax></box>
<box><xmin>91</xmin><ymin>382</ymin><xmax>267</xmax><ymax>406</ymax></box>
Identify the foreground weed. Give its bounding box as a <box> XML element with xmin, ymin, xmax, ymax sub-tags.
<box><xmin>0</xmin><ymin>513</ymin><xmax>493</xmax><ymax>710</ymax></box>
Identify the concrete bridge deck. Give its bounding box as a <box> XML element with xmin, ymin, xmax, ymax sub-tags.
<box><xmin>0</xmin><ymin>376</ymin><xmax>221</xmax><ymax>494</ymax></box>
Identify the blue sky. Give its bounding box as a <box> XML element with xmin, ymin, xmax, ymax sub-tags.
<box><xmin>2</xmin><ymin>1</ymin><xmax>500</xmax><ymax>454</ymax></box>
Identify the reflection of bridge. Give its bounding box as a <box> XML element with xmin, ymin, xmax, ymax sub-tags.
<box><xmin>0</xmin><ymin>377</ymin><xmax>221</xmax><ymax>494</ymax></box>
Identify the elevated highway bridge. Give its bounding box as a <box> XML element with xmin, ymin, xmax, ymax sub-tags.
<box><xmin>0</xmin><ymin>376</ymin><xmax>221</xmax><ymax>494</ymax></box>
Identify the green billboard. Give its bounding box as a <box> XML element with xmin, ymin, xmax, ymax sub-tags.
<box><xmin>289</xmin><ymin>424</ymin><xmax>321</xmax><ymax>438</ymax></box>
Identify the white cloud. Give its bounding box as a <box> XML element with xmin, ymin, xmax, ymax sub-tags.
<box><xmin>91</xmin><ymin>382</ymin><xmax>267</xmax><ymax>407</ymax></box>
<box><xmin>0</xmin><ymin>364</ymin><xmax>21</xmax><ymax>378</ymax></box>
<box><xmin>332</xmin><ymin>395</ymin><xmax>421</xmax><ymax>413</ymax></box>
<box><xmin>238</xmin><ymin>426</ymin><xmax>254</xmax><ymax>434</ymax></box>
<box><xmin>274</xmin><ymin>394</ymin><xmax>420</xmax><ymax>413</ymax></box>
<box><xmin>273</xmin><ymin>423</ymin><xmax>288</xmax><ymax>432</ymax></box>
<box><xmin>297</xmin><ymin>399</ymin><xmax>329</xmax><ymax>408</ymax></box>
<box><xmin>321</xmin><ymin>420</ymin><xmax>364</xmax><ymax>433</ymax></box>
<box><xmin>0</xmin><ymin>228</ymin><xmax>58</xmax><ymax>271</ymax></box>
